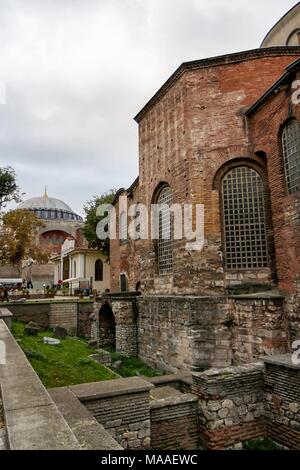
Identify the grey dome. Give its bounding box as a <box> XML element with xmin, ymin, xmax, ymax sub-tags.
<box><xmin>18</xmin><ymin>195</ymin><xmax>73</xmax><ymax>212</ymax></box>
<box><xmin>18</xmin><ymin>192</ymin><xmax>83</xmax><ymax>222</ymax></box>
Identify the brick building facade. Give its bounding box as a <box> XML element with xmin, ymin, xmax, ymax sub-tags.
<box><xmin>106</xmin><ymin>17</ymin><xmax>300</xmax><ymax>372</ymax></box>
<box><xmin>111</xmin><ymin>47</ymin><xmax>300</xmax><ymax>296</ymax></box>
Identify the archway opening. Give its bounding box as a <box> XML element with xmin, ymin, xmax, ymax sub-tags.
<box><xmin>99</xmin><ymin>302</ymin><xmax>116</xmax><ymax>348</ymax></box>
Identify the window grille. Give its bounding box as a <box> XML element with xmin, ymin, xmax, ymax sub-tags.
<box><xmin>222</xmin><ymin>166</ymin><xmax>268</xmax><ymax>270</ymax></box>
<box><xmin>282</xmin><ymin>119</ymin><xmax>300</xmax><ymax>194</ymax></box>
<box><xmin>157</xmin><ymin>186</ymin><xmax>173</xmax><ymax>274</ymax></box>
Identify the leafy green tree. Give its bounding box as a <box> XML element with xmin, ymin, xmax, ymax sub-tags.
<box><xmin>83</xmin><ymin>190</ymin><xmax>116</xmax><ymax>255</ymax></box>
<box><xmin>0</xmin><ymin>209</ymin><xmax>50</xmax><ymax>271</ymax></box>
<box><xmin>0</xmin><ymin>167</ymin><xmax>22</xmax><ymax>210</ymax></box>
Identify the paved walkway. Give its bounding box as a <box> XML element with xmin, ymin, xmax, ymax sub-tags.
<box><xmin>0</xmin><ymin>399</ymin><xmax>7</xmax><ymax>450</ymax></box>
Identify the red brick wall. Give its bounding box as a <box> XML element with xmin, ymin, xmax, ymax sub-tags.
<box><xmin>248</xmin><ymin>71</ymin><xmax>300</xmax><ymax>294</ymax></box>
<box><xmin>111</xmin><ymin>50</ymin><xmax>300</xmax><ymax>295</ymax></box>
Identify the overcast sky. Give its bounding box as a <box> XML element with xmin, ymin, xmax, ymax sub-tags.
<box><xmin>0</xmin><ymin>0</ymin><xmax>298</xmax><ymax>215</ymax></box>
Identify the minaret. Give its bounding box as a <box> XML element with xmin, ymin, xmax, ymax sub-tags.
<box><xmin>43</xmin><ymin>186</ymin><xmax>48</xmax><ymax>198</ymax></box>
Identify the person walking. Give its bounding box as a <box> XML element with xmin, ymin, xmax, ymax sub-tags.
<box><xmin>2</xmin><ymin>288</ymin><xmax>9</xmax><ymax>302</ymax></box>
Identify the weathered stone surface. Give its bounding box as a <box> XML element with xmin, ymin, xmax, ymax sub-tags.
<box><xmin>49</xmin><ymin>387</ymin><xmax>122</xmax><ymax>450</ymax></box>
<box><xmin>53</xmin><ymin>326</ymin><xmax>67</xmax><ymax>339</ymax></box>
<box><xmin>0</xmin><ymin>320</ymin><xmax>81</xmax><ymax>450</ymax></box>
<box><xmin>24</xmin><ymin>324</ymin><xmax>40</xmax><ymax>336</ymax></box>
<box><xmin>89</xmin><ymin>350</ymin><xmax>112</xmax><ymax>367</ymax></box>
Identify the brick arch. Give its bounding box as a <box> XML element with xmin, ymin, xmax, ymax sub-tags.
<box><xmin>40</xmin><ymin>230</ymin><xmax>75</xmax><ymax>254</ymax></box>
<box><xmin>151</xmin><ymin>181</ymin><xmax>172</xmax><ymax>204</ymax></box>
<box><xmin>212</xmin><ymin>156</ymin><xmax>267</xmax><ymax>191</ymax></box>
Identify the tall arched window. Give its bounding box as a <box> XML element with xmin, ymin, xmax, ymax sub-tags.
<box><xmin>282</xmin><ymin>119</ymin><xmax>300</xmax><ymax>194</ymax></box>
<box><xmin>156</xmin><ymin>186</ymin><xmax>173</xmax><ymax>274</ymax></box>
<box><xmin>95</xmin><ymin>259</ymin><xmax>103</xmax><ymax>281</ymax></box>
<box><xmin>222</xmin><ymin>166</ymin><xmax>268</xmax><ymax>270</ymax></box>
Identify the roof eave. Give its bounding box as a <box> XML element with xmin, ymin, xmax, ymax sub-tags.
<box><xmin>246</xmin><ymin>56</ymin><xmax>300</xmax><ymax>116</ymax></box>
<box><xmin>134</xmin><ymin>46</ymin><xmax>300</xmax><ymax>123</ymax></box>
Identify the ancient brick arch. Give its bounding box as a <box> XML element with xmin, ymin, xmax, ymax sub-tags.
<box><xmin>99</xmin><ymin>301</ymin><xmax>116</xmax><ymax>347</ymax></box>
<box><xmin>99</xmin><ymin>293</ymin><xmax>140</xmax><ymax>357</ymax></box>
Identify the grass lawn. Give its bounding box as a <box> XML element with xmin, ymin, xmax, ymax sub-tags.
<box><xmin>12</xmin><ymin>321</ymin><xmax>118</xmax><ymax>388</ymax></box>
<box><xmin>243</xmin><ymin>438</ymin><xmax>283</xmax><ymax>450</ymax></box>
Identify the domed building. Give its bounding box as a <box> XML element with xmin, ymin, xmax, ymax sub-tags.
<box><xmin>0</xmin><ymin>190</ymin><xmax>86</xmax><ymax>288</ymax></box>
<box><xmin>261</xmin><ymin>2</ymin><xmax>300</xmax><ymax>47</ymax></box>
<box><xmin>18</xmin><ymin>189</ymin><xmax>84</xmax><ymax>255</ymax></box>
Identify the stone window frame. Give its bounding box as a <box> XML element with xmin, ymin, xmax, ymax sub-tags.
<box><xmin>95</xmin><ymin>259</ymin><xmax>103</xmax><ymax>282</ymax></box>
<box><xmin>213</xmin><ymin>157</ymin><xmax>274</xmax><ymax>273</ymax></box>
<box><xmin>280</xmin><ymin>118</ymin><xmax>300</xmax><ymax>195</ymax></box>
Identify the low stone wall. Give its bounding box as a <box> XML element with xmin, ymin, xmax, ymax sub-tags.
<box><xmin>106</xmin><ymin>293</ymin><xmax>140</xmax><ymax>357</ymax></box>
<box><xmin>6</xmin><ymin>300</ymin><xmax>94</xmax><ymax>337</ymax></box>
<box><xmin>264</xmin><ymin>356</ymin><xmax>300</xmax><ymax>450</ymax></box>
<box><xmin>78</xmin><ymin>302</ymin><xmax>94</xmax><ymax>337</ymax></box>
<box><xmin>192</xmin><ymin>364</ymin><xmax>266</xmax><ymax>450</ymax></box>
<box><xmin>49</xmin><ymin>302</ymin><xmax>78</xmax><ymax>335</ymax></box>
<box><xmin>71</xmin><ymin>377</ymin><xmax>153</xmax><ymax>450</ymax></box>
<box><xmin>285</xmin><ymin>295</ymin><xmax>300</xmax><ymax>347</ymax></box>
<box><xmin>49</xmin><ymin>387</ymin><xmax>122</xmax><ymax>450</ymax></box>
<box><xmin>150</xmin><ymin>386</ymin><xmax>198</xmax><ymax>450</ymax></box>
<box><xmin>0</xmin><ymin>320</ymin><xmax>81</xmax><ymax>450</ymax></box>
<box><xmin>7</xmin><ymin>302</ymin><xmax>50</xmax><ymax>329</ymax></box>
<box><xmin>136</xmin><ymin>295</ymin><xmax>286</xmax><ymax>373</ymax></box>
<box><xmin>146</xmin><ymin>374</ymin><xmax>193</xmax><ymax>393</ymax></box>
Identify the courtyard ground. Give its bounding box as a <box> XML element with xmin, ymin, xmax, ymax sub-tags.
<box><xmin>11</xmin><ymin>321</ymin><xmax>118</xmax><ymax>388</ymax></box>
<box><xmin>104</xmin><ymin>345</ymin><xmax>163</xmax><ymax>378</ymax></box>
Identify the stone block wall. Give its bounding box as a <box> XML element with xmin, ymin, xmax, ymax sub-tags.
<box><xmin>150</xmin><ymin>391</ymin><xmax>198</xmax><ymax>450</ymax></box>
<box><xmin>285</xmin><ymin>295</ymin><xmax>300</xmax><ymax>347</ymax></box>
<box><xmin>230</xmin><ymin>297</ymin><xmax>287</xmax><ymax>364</ymax></box>
<box><xmin>7</xmin><ymin>302</ymin><xmax>50</xmax><ymax>328</ymax></box>
<box><xmin>49</xmin><ymin>302</ymin><xmax>78</xmax><ymax>335</ymax></box>
<box><xmin>192</xmin><ymin>364</ymin><xmax>266</xmax><ymax>450</ymax></box>
<box><xmin>136</xmin><ymin>295</ymin><xmax>287</xmax><ymax>374</ymax></box>
<box><xmin>107</xmin><ymin>294</ymin><xmax>139</xmax><ymax>357</ymax></box>
<box><xmin>137</xmin><ymin>296</ymin><xmax>231</xmax><ymax>373</ymax></box>
<box><xmin>264</xmin><ymin>356</ymin><xmax>300</xmax><ymax>450</ymax></box>
<box><xmin>77</xmin><ymin>302</ymin><xmax>94</xmax><ymax>337</ymax></box>
<box><xmin>71</xmin><ymin>377</ymin><xmax>153</xmax><ymax>450</ymax></box>
<box><xmin>116</xmin><ymin>324</ymin><xmax>138</xmax><ymax>357</ymax></box>
<box><xmin>6</xmin><ymin>300</ymin><xmax>94</xmax><ymax>338</ymax></box>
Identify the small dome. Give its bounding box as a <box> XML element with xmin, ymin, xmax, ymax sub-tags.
<box><xmin>18</xmin><ymin>191</ymin><xmax>83</xmax><ymax>222</ymax></box>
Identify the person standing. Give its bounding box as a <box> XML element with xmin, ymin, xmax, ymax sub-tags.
<box><xmin>2</xmin><ymin>288</ymin><xmax>9</xmax><ymax>302</ymax></box>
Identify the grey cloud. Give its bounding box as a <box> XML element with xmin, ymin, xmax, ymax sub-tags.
<box><xmin>0</xmin><ymin>0</ymin><xmax>297</xmax><ymax>214</ymax></box>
